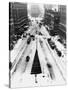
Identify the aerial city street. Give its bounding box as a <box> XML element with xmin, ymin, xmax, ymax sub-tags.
<box><xmin>9</xmin><ymin>2</ymin><xmax>66</xmax><ymax>88</ymax></box>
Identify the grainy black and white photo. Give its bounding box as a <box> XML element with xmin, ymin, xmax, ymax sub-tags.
<box><xmin>9</xmin><ymin>2</ymin><xmax>67</xmax><ymax>88</ymax></box>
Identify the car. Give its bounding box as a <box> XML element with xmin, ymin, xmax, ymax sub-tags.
<box><xmin>55</xmin><ymin>48</ymin><xmax>62</xmax><ymax>57</ymax></box>
<box><xmin>47</xmin><ymin>38</ymin><xmax>56</xmax><ymax>49</ymax></box>
<box><xmin>27</xmin><ymin>37</ymin><xmax>31</xmax><ymax>44</ymax></box>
